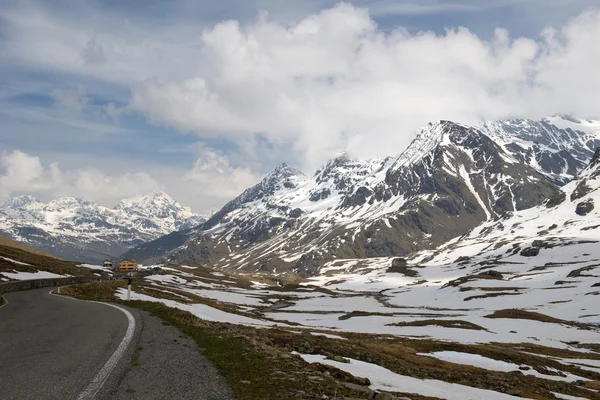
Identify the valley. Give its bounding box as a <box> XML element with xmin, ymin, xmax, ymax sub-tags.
<box><xmin>2</xmin><ymin>115</ymin><xmax>600</xmax><ymax>399</ymax></box>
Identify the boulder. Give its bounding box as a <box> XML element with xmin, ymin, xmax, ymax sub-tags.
<box><xmin>520</xmin><ymin>247</ymin><xmax>539</xmax><ymax>257</ymax></box>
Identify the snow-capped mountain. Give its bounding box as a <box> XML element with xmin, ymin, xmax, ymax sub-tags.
<box><xmin>420</xmin><ymin>145</ymin><xmax>600</xmax><ymax>266</ymax></box>
<box><xmin>479</xmin><ymin>115</ymin><xmax>600</xmax><ymax>183</ymax></box>
<box><xmin>0</xmin><ymin>192</ymin><xmax>207</xmax><ymax>263</ymax></box>
<box><xmin>124</xmin><ymin>116</ymin><xmax>600</xmax><ymax>276</ymax></box>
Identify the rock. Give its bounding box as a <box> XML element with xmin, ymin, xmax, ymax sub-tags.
<box><xmin>576</xmin><ymin>200</ymin><xmax>594</xmax><ymax>216</ymax></box>
<box><xmin>391</xmin><ymin>258</ymin><xmax>407</xmax><ymax>268</ymax></box>
<box><xmin>571</xmin><ymin>179</ymin><xmax>592</xmax><ymax>201</ymax></box>
<box><xmin>484</xmin><ymin>270</ymin><xmax>503</xmax><ymax>278</ymax></box>
<box><xmin>373</xmin><ymin>392</ymin><xmax>396</xmax><ymax>400</ymax></box>
<box><xmin>546</xmin><ymin>189</ymin><xmax>566</xmax><ymax>208</ymax></box>
<box><xmin>340</xmin><ymin>382</ymin><xmax>371</xmax><ymax>394</ymax></box>
<box><xmin>328</xmin><ymin>355</ymin><xmax>350</xmax><ymax>363</ymax></box>
<box><xmin>520</xmin><ymin>247</ymin><xmax>539</xmax><ymax>257</ymax></box>
<box><xmin>288</xmin><ymin>208</ymin><xmax>303</xmax><ymax>218</ymax></box>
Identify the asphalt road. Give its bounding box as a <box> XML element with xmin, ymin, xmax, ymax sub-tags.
<box><xmin>0</xmin><ymin>287</ymin><xmax>133</xmax><ymax>400</ymax></box>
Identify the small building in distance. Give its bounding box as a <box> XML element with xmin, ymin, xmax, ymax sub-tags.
<box><xmin>119</xmin><ymin>259</ymin><xmax>137</xmax><ymax>272</ymax></box>
<box><xmin>103</xmin><ymin>260</ymin><xmax>113</xmax><ymax>268</ymax></box>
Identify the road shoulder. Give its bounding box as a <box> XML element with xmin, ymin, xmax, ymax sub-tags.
<box><xmin>100</xmin><ymin>309</ymin><xmax>235</xmax><ymax>400</ymax></box>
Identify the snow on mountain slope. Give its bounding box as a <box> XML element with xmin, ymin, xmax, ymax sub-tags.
<box><xmin>124</xmin><ymin>116</ymin><xmax>600</xmax><ymax>276</ymax></box>
<box><xmin>0</xmin><ymin>192</ymin><xmax>206</xmax><ymax>263</ymax></box>
<box><xmin>479</xmin><ymin>115</ymin><xmax>600</xmax><ymax>183</ymax></box>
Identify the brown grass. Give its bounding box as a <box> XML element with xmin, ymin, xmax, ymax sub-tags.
<box><xmin>484</xmin><ymin>309</ymin><xmax>593</xmax><ymax>330</ymax></box>
<box><xmin>0</xmin><ymin>235</ymin><xmax>57</xmax><ymax>258</ymax></box>
<box><xmin>59</xmin><ymin>280</ymin><xmax>600</xmax><ymax>400</ymax></box>
<box><xmin>338</xmin><ymin>311</ymin><xmax>395</xmax><ymax>320</ymax></box>
<box><xmin>387</xmin><ymin>319</ymin><xmax>487</xmax><ymax>331</ymax></box>
<box><xmin>464</xmin><ymin>292</ymin><xmax>522</xmax><ymax>301</ymax></box>
<box><xmin>0</xmin><ymin>244</ymin><xmax>102</xmax><ymax>278</ymax></box>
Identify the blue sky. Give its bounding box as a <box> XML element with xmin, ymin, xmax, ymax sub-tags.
<box><xmin>1</xmin><ymin>0</ymin><xmax>599</xmax><ymax>211</ymax></box>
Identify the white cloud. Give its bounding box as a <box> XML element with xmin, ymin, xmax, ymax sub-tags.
<box><xmin>0</xmin><ymin>149</ymin><xmax>258</xmax><ymax>212</ymax></box>
<box><xmin>183</xmin><ymin>145</ymin><xmax>261</xmax><ymax>199</ymax></box>
<box><xmin>127</xmin><ymin>4</ymin><xmax>600</xmax><ymax>170</ymax></box>
<box><xmin>2</xmin><ymin>2</ymin><xmax>600</xmax><ymax>209</ymax></box>
<box><xmin>0</xmin><ymin>150</ymin><xmax>160</xmax><ymax>205</ymax></box>
<box><xmin>0</xmin><ymin>151</ymin><xmax>60</xmax><ymax>194</ymax></box>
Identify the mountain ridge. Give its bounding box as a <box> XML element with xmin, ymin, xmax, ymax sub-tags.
<box><xmin>123</xmin><ymin>115</ymin><xmax>600</xmax><ymax>275</ymax></box>
<box><xmin>0</xmin><ymin>191</ymin><xmax>207</xmax><ymax>263</ymax></box>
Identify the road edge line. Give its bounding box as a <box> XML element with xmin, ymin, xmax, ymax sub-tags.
<box><xmin>50</xmin><ymin>290</ymin><xmax>136</xmax><ymax>400</ymax></box>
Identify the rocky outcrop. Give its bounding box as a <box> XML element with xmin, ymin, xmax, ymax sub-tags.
<box><xmin>127</xmin><ymin>118</ymin><xmax>600</xmax><ymax>275</ymax></box>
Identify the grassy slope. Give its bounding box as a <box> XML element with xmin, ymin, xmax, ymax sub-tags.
<box><xmin>59</xmin><ymin>281</ymin><xmax>600</xmax><ymax>400</ymax></box>
<box><xmin>0</xmin><ymin>242</ymin><xmax>101</xmax><ymax>278</ymax></box>
<box><xmin>0</xmin><ymin>235</ymin><xmax>57</xmax><ymax>258</ymax></box>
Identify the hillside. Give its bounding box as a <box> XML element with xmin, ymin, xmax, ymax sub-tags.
<box><xmin>82</xmin><ymin>148</ymin><xmax>600</xmax><ymax>398</ymax></box>
<box><xmin>0</xmin><ymin>240</ymin><xmax>104</xmax><ymax>282</ymax></box>
<box><xmin>0</xmin><ymin>234</ymin><xmax>57</xmax><ymax>259</ymax></box>
<box><xmin>124</xmin><ymin>116</ymin><xmax>600</xmax><ymax>276</ymax></box>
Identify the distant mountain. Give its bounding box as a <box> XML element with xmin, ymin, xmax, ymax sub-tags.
<box><xmin>0</xmin><ymin>192</ymin><xmax>207</xmax><ymax>263</ymax></box>
<box><xmin>124</xmin><ymin>116</ymin><xmax>600</xmax><ymax>276</ymax></box>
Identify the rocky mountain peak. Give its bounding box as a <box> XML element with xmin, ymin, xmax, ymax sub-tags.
<box><xmin>0</xmin><ymin>191</ymin><xmax>206</xmax><ymax>263</ymax></box>
<box><xmin>5</xmin><ymin>195</ymin><xmax>39</xmax><ymax>208</ymax></box>
<box><xmin>127</xmin><ymin>116</ymin><xmax>593</xmax><ymax>275</ymax></box>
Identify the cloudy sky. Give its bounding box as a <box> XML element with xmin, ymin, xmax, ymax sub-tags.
<box><xmin>1</xmin><ymin>0</ymin><xmax>599</xmax><ymax>212</ymax></box>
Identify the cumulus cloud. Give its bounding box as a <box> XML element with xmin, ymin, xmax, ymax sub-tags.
<box><xmin>0</xmin><ymin>149</ymin><xmax>257</xmax><ymax>211</ymax></box>
<box><xmin>0</xmin><ymin>151</ymin><xmax>61</xmax><ymax>194</ymax></box>
<box><xmin>184</xmin><ymin>144</ymin><xmax>261</xmax><ymax>199</ymax></box>
<box><xmin>129</xmin><ymin>4</ymin><xmax>600</xmax><ymax>169</ymax></box>
<box><xmin>0</xmin><ymin>150</ymin><xmax>160</xmax><ymax>204</ymax></box>
<box><xmin>2</xmin><ymin>2</ymin><xmax>600</xmax><ymax>210</ymax></box>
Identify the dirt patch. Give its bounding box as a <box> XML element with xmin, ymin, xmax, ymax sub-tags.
<box><xmin>484</xmin><ymin>309</ymin><xmax>593</xmax><ymax>330</ymax></box>
<box><xmin>443</xmin><ymin>271</ymin><xmax>504</xmax><ymax>288</ymax></box>
<box><xmin>568</xmin><ymin>264</ymin><xmax>600</xmax><ymax>278</ymax></box>
<box><xmin>387</xmin><ymin>319</ymin><xmax>487</xmax><ymax>331</ymax></box>
<box><xmin>464</xmin><ymin>292</ymin><xmax>522</xmax><ymax>301</ymax></box>
<box><xmin>338</xmin><ymin>311</ymin><xmax>396</xmax><ymax>320</ymax></box>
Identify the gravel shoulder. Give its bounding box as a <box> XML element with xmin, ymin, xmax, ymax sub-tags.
<box><xmin>100</xmin><ymin>309</ymin><xmax>236</xmax><ymax>400</ymax></box>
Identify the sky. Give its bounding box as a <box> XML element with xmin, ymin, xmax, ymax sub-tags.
<box><xmin>1</xmin><ymin>0</ymin><xmax>600</xmax><ymax>213</ymax></box>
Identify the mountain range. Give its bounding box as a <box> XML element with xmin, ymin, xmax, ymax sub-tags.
<box><xmin>122</xmin><ymin>115</ymin><xmax>600</xmax><ymax>276</ymax></box>
<box><xmin>0</xmin><ymin>192</ymin><xmax>207</xmax><ymax>263</ymax></box>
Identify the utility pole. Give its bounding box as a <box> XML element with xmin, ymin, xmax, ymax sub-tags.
<box><xmin>127</xmin><ymin>277</ymin><xmax>132</xmax><ymax>300</ymax></box>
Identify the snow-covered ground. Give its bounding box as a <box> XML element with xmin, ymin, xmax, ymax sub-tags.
<box><xmin>1</xmin><ymin>256</ymin><xmax>32</xmax><ymax>266</ymax></box>
<box><xmin>0</xmin><ymin>271</ymin><xmax>65</xmax><ymax>280</ymax></box>
<box><xmin>295</xmin><ymin>353</ymin><xmax>518</xmax><ymax>400</ymax></box>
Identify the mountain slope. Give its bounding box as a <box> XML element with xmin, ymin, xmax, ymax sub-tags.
<box><xmin>0</xmin><ymin>192</ymin><xmax>206</xmax><ymax>263</ymax></box>
<box><xmin>125</xmin><ymin>116</ymin><xmax>600</xmax><ymax>275</ymax></box>
<box><xmin>418</xmin><ymin>145</ymin><xmax>600</xmax><ymax>267</ymax></box>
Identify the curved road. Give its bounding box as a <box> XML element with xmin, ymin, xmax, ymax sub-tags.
<box><xmin>0</xmin><ymin>287</ymin><xmax>133</xmax><ymax>400</ymax></box>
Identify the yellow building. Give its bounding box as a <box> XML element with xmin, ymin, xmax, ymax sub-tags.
<box><xmin>119</xmin><ymin>259</ymin><xmax>137</xmax><ymax>272</ymax></box>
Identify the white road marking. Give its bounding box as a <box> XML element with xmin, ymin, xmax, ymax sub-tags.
<box><xmin>50</xmin><ymin>290</ymin><xmax>136</xmax><ymax>400</ymax></box>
